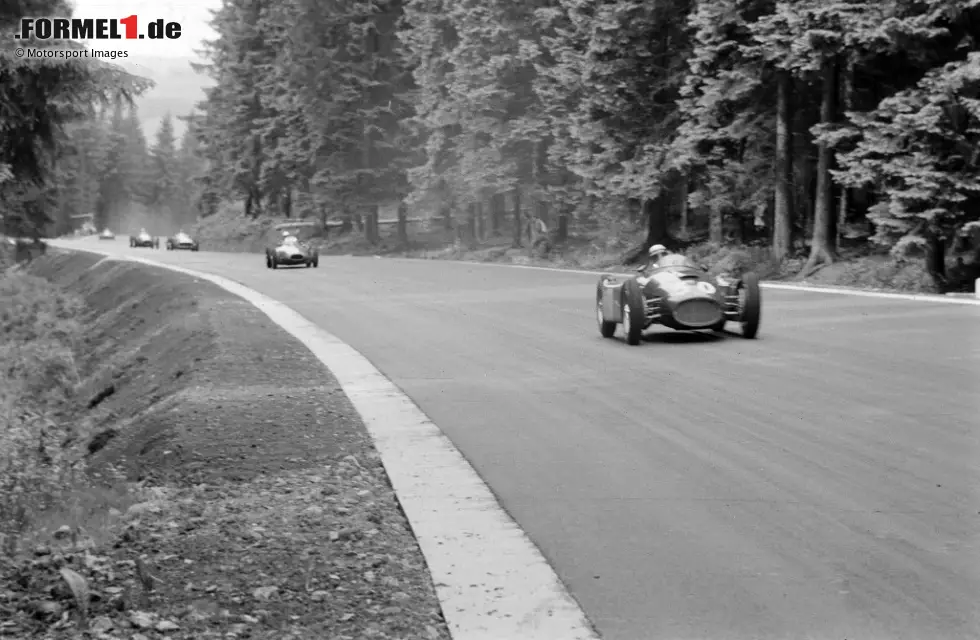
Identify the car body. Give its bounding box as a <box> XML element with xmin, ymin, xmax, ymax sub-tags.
<box><xmin>99</xmin><ymin>228</ymin><xmax>115</xmax><ymax>240</ymax></box>
<box><xmin>129</xmin><ymin>231</ymin><xmax>159</xmax><ymax>248</ymax></box>
<box><xmin>265</xmin><ymin>234</ymin><xmax>319</xmax><ymax>269</ymax></box>
<box><xmin>595</xmin><ymin>253</ymin><xmax>761</xmax><ymax>345</ymax></box>
<box><xmin>166</xmin><ymin>232</ymin><xmax>199</xmax><ymax>251</ymax></box>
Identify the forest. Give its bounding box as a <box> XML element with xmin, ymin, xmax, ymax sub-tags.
<box><xmin>4</xmin><ymin>0</ymin><xmax>980</xmax><ymax>291</ymax></box>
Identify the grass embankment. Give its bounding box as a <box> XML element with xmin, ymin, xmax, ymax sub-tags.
<box><xmin>191</xmin><ymin>205</ymin><xmax>979</xmax><ymax>294</ymax></box>
<box><xmin>0</xmin><ymin>250</ymin><xmax>450</xmax><ymax>639</ymax></box>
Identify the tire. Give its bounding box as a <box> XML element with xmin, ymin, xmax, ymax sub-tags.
<box><xmin>270</xmin><ymin>255</ymin><xmax>278</xmax><ymax>269</ymax></box>
<box><xmin>738</xmin><ymin>272</ymin><xmax>761</xmax><ymax>339</ymax></box>
<box><xmin>710</xmin><ymin>319</ymin><xmax>726</xmax><ymax>332</ymax></box>
<box><xmin>306</xmin><ymin>260</ymin><xmax>312</xmax><ymax>268</ymax></box>
<box><xmin>621</xmin><ymin>278</ymin><xmax>645</xmax><ymax>346</ymax></box>
<box><xmin>312</xmin><ymin>256</ymin><xmax>319</xmax><ymax>268</ymax></box>
<box><xmin>596</xmin><ymin>278</ymin><xmax>617</xmax><ymax>338</ymax></box>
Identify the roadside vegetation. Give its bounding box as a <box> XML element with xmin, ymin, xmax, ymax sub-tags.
<box><xmin>0</xmin><ymin>251</ymin><xmax>450</xmax><ymax>638</ymax></box>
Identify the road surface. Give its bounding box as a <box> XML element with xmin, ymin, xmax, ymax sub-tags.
<box><xmin>59</xmin><ymin>240</ymin><xmax>980</xmax><ymax>640</ymax></box>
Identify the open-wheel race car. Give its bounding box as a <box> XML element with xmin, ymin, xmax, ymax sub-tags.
<box><xmin>596</xmin><ymin>246</ymin><xmax>761</xmax><ymax>345</ymax></box>
<box><xmin>129</xmin><ymin>229</ymin><xmax>159</xmax><ymax>248</ymax></box>
<box><xmin>166</xmin><ymin>231</ymin><xmax>199</xmax><ymax>251</ymax></box>
<box><xmin>99</xmin><ymin>228</ymin><xmax>115</xmax><ymax>240</ymax></box>
<box><xmin>265</xmin><ymin>222</ymin><xmax>319</xmax><ymax>269</ymax></box>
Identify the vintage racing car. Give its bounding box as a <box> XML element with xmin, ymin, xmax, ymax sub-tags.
<box><xmin>166</xmin><ymin>231</ymin><xmax>199</xmax><ymax>251</ymax></box>
<box><xmin>596</xmin><ymin>252</ymin><xmax>761</xmax><ymax>345</ymax></box>
<box><xmin>265</xmin><ymin>224</ymin><xmax>319</xmax><ymax>269</ymax></box>
<box><xmin>99</xmin><ymin>228</ymin><xmax>115</xmax><ymax>240</ymax></box>
<box><xmin>130</xmin><ymin>229</ymin><xmax>159</xmax><ymax>248</ymax></box>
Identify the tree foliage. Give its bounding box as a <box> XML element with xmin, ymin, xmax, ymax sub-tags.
<box><xmin>1</xmin><ymin>0</ymin><xmax>152</xmax><ymax>236</ymax></box>
<box><xmin>26</xmin><ymin>0</ymin><xmax>980</xmax><ymax>289</ymax></box>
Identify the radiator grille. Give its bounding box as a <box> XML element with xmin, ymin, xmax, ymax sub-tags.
<box><xmin>673</xmin><ymin>299</ymin><xmax>722</xmax><ymax>327</ymax></box>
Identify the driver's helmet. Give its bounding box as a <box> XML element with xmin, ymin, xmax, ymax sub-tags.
<box><xmin>647</xmin><ymin>244</ymin><xmax>668</xmax><ymax>263</ymax></box>
<box><xmin>139</xmin><ymin>227</ymin><xmax>146</xmax><ymax>234</ymax></box>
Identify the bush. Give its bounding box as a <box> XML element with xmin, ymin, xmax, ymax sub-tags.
<box><xmin>679</xmin><ymin>242</ymin><xmax>799</xmax><ymax>279</ymax></box>
<box><xmin>191</xmin><ymin>202</ymin><xmax>290</xmax><ymax>252</ymax></box>
<box><xmin>829</xmin><ymin>257</ymin><xmax>936</xmax><ymax>293</ymax></box>
<box><xmin>0</xmin><ymin>272</ymin><xmax>89</xmax><ymax>547</ymax></box>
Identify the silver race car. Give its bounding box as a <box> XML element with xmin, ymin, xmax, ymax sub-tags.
<box><xmin>166</xmin><ymin>231</ymin><xmax>199</xmax><ymax>251</ymax></box>
<box><xmin>130</xmin><ymin>229</ymin><xmax>159</xmax><ymax>248</ymax></box>
<box><xmin>265</xmin><ymin>224</ymin><xmax>319</xmax><ymax>269</ymax></box>
<box><xmin>99</xmin><ymin>228</ymin><xmax>115</xmax><ymax>240</ymax></box>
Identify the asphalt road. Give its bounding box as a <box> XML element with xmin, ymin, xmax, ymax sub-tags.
<box><xmin>63</xmin><ymin>240</ymin><xmax>980</xmax><ymax>640</ymax></box>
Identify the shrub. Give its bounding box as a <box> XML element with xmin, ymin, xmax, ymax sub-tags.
<box><xmin>833</xmin><ymin>257</ymin><xmax>936</xmax><ymax>293</ymax></box>
<box><xmin>679</xmin><ymin>242</ymin><xmax>795</xmax><ymax>279</ymax></box>
<box><xmin>0</xmin><ymin>272</ymin><xmax>89</xmax><ymax>546</ymax></box>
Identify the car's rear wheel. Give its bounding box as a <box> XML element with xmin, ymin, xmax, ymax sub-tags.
<box><xmin>621</xmin><ymin>279</ymin><xmax>645</xmax><ymax>346</ymax></box>
<box><xmin>596</xmin><ymin>278</ymin><xmax>617</xmax><ymax>338</ymax></box>
<box><xmin>738</xmin><ymin>272</ymin><xmax>761</xmax><ymax>338</ymax></box>
<box><xmin>313</xmin><ymin>256</ymin><xmax>319</xmax><ymax>268</ymax></box>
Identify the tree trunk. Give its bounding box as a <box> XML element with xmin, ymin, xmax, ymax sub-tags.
<box><xmin>364</xmin><ymin>204</ymin><xmax>379</xmax><ymax>244</ymax></box>
<box><xmin>441</xmin><ymin>203</ymin><xmax>452</xmax><ymax>232</ymax></box>
<box><xmin>354</xmin><ymin>213</ymin><xmax>363</xmax><ymax>232</ymax></box>
<box><xmin>773</xmin><ymin>69</ymin><xmax>793</xmax><ymax>262</ymax></box>
<box><xmin>475</xmin><ymin>201</ymin><xmax>484</xmax><ymax>241</ymax></box>
<box><xmin>556</xmin><ymin>211</ymin><xmax>568</xmax><ymax>243</ymax></box>
<box><xmin>836</xmin><ymin>60</ymin><xmax>854</xmax><ymax>253</ymax></box>
<box><xmin>319</xmin><ymin>206</ymin><xmax>330</xmax><ymax>238</ymax></box>
<box><xmin>926</xmin><ymin>232</ymin><xmax>948</xmax><ymax>293</ymax></box>
<box><xmin>644</xmin><ymin>194</ymin><xmax>670</xmax><ymax>248</ymax></box>
<box><xmin>629</xmin><ymin>198</ymin><xmax>641</xmax><ymax>225</ymax></box>
<box><xmin>803</xmin><ymin>57</ymin><xmax>838</xmax><ymax>275</ymax></box>
<box><xmin>396</xmin><ymin>201</ymin><xmax>408</xmax><ymax>247</ymax></box>
<box><xmin>678</xmin><ymin>176</ymin><xmax>689</xmax><ymax>236</ymax></box>
<box><xmin>491</xmin><ymin>193</ymin><xmax>504</xmax><ymax>234</ymax></box>
<box><xmin>709</xmin><ymin>206</ymin><xmax>724</xmax><ymax>244</ymax></box>
<box><xmin>512</xmin><ymin>188</ymin><xmax>522</xmax><ymax>248</ymax></box>
<box><xmin>467</xmin><ymin>204</ymin><xmax>477</xmax><ymax>249</ymax></box>
<box><xmin>341</xmin><ymin>215</ymin><xmax>353</xmax><ymax>234</ymax></box>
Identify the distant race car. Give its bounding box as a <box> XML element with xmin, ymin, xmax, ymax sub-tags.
<box><xmin>595</xmin><ymin>251</ymin><xmax>761</xmax><ymax>345</ymax></box>
<box><xmin>129</xmin><ymin>230</ymin><xmax>159</xmax><ymax>248</ymax></box>
<box><xmin>265</xmin><ymin>231</ymin><xmax>319</xmax><ymax>269</ymax></box>
<box><xmin>99</xmin><ymin>228</ymin><xmax>115</xmax><ymax>240</ymax></box>
<box><xmin>166</xmin><ymin>231</ymin><xmax>199</xmax><ymax>251</ymax></box>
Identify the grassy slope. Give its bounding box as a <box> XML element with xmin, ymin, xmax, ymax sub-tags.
<box><xmin>0</xmin><ymin>250</ymin><xmax>450</xmax><ymax>639</ymax></box>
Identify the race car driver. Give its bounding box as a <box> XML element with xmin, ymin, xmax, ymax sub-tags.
<box><xmin>639</xmin><ymin>244</ymin><xmax>669</xmax><ymax>272</ymax></box>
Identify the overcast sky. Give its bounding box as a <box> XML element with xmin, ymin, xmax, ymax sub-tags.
<box><xmin>68</xmin><ymin>0</ymin><xmax>217</xmax><ymax>58</ymax></box>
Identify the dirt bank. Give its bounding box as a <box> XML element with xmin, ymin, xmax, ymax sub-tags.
<box><xmin>1</xmin><ymin>250</ymin><xmax>450</xmax><ymax>639</ymax></box>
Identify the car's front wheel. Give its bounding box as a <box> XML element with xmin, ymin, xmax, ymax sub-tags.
<box><xmin>738</xmin><ymin>272</ymin><xmax>761</xmax><ymax>339</ymax></box>
<box><xmin>621</xmin><ymin>279</ymin><xmax>645</xmax><ymax>346</ymax></box>
<box><xmin>596</xmin><ymin>278</ymin><xmax>616</xmax><ymax>338</ymax></box>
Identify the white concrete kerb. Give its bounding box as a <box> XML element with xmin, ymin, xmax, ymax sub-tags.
<box><xmin>74</xmin><ymin>250</ymin><xmax>601</xmax><ymax>640</ymax></box>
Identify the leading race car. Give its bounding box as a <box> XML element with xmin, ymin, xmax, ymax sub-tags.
<box><xmin>166</xmin><ymin>231</ymin><xmax>199</xmax><ymax>251</ymax></box>
<box><xmin>596</xmin><ymin>245</ymin><xmax>761</xmax><ymax>345</ymax></box>
<box><xmin>130</xmin><ymin>229</ymin><xmax>159</xmax><ymax>248</ymax></box>
<box><xmin>265</xmin><ymin>224</ymin><xmax>319</xmax><ymax>269</ymax></box>
<box><xmin>99</xmin><ymin>228</ymin><xmax>115</xmax><ymax>240</ymax></box>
